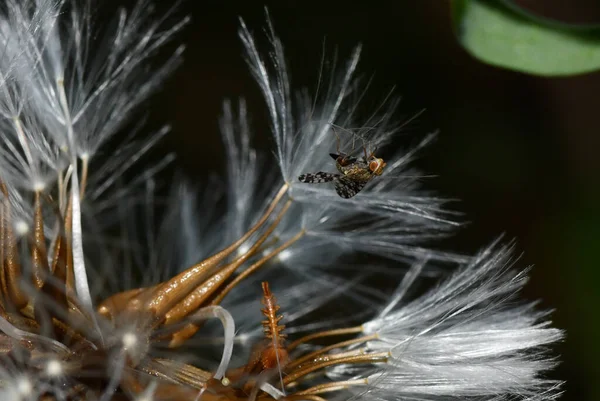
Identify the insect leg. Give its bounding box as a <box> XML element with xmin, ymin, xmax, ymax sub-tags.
<box><xmin>333</xmin><ymin>127</ymin><xmax>342</xmax><ymax>155</ymax></box>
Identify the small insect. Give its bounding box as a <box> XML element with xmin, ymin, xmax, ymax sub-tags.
<box><xmin>298</xmin><ymin>143</ymin><xmax>387</xmax><ymax>198</ymax></box>
<box><xmin>245</xmin><ymin>282</ymin><xmax>289</xmax><ymax>374</ymax></box>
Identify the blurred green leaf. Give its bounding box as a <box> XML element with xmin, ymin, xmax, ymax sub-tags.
<box><xmin>452</xmin><ymin>0</ymin><xmax>600</xmax><ymax>76</ymax></box>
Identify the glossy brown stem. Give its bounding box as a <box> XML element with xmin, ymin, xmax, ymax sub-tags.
<box><xmin>3</xmin><ymin>197</ymin><xmax>27</xmax><ymax>310</ymax></box>
<box><xmin>63</xmin><ymin>197</ymin><xmax>75</xmax><ymax>295</ymax></box>
<box><xmin>210</xmin><ymin>225</ymin><xmax>302</xmax><ymax>307</ymax></box>
<box><xmin>281</xmin><ymin>395</ymin><xmax>326</xmax><ymax>401</ymax></box>
<box><xmin>287</xmin><ymin>326</ymin><xmax>363</xmax><ymax>352</ymax></box>
<box><xmin>0</xmin><ymin>190</ymin><xmax>7</xmax><ymax>310</ymax></box>
<box><xmin>287</xmin><ymin>334</ymin><xmax>377</xmax><ymax>369</ymax></box>
<box><xmin>141</xmin><ymin>184</ymin><xmax>289</xmax><ymax>321</ymax></box>
<box><xmin>283</xmin><ymin>351</ymin><xmax>388</xmax><ymax>385</ymax></box>
<box><xmin>162</xmin><ymin>200</ymin><xmax>293</xmax><ymax>327</ymax></box>
<box><xmin>31</xmin><ymin>191</ymin><xmax>49</xmax><ymax>290</ymax></box>
<box><xmin>164</xmin><ymin>227</ymin><xmax>302</xmax><ymax>348</ymax></box>
<box><xmin>46</xmin><ymin>234</ymin><xmax>69</xmax><ymax>311</ymax></box>
<box><xmin>296</xmin><ymin>379</ymin><xmax>368</xmax><ymax>395</ymax></box>
<box><xmin>96</xmin><ymin>287</ymin><xmax>148</xmax><ymax>320</ymax></box>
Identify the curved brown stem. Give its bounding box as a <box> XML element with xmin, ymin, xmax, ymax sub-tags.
<box><xmin>2</xmin><ymin>195</ymin><xmax>27</xmax><ymax>310</ymax></box>
<box><xmin>210</xmin><ymin>225</ymin><xmax>302</xmax><ymax>306</ymax></box>
<box><xmin>281</xmin><ymin>394</ymin><xmax>327</xmax><ymax>401</ymax></box>
<box><xmin>283</xmin><ymin>351</ymin><xmax>389</xmax><ymax>385</ymax></box>
<box><xmin>162</xmin><ymin>200</ymin><xmax>293</xmax><ymax>327</ymax></box>
<box><xmin>287</xmin><ymin>334</ymin><xmax>377</xmax><ymax>369</ymax></box>
<box><xmin>164</xmin><ymin>227</ymin><xmax>302</xmax><ymax>348</ymax></box>
<box><xmin>287</xmin><ymin>326</ymin><xmax>363</xmax><ymax>352</ymax></box>
<box><xmin>31</xmin><ymin>191</ymin><xmax>49</xmax><ymax>290</ymax></box>
<box><xmin>97</xmin><ymin>287</ymin><xmax>148</xmax><ymax>320</ymax></box>
<box><xmin>63</xmin><ymin>197</ymin><xmax>75</xmax><ymax>296</ymax></box>
<box><xmin>141</xmin><ymin>184</ymin><xmax>288</xmax><ymax>321</ymax></box>
<box><xmin>296</xmin><ymin>379</ymin><xmax>368</xmax><ymax>395</ymax></box>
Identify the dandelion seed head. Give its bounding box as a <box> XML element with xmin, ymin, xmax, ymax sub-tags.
<box><xmin>0</xmin><ymin>3</ymin><xmax>562</xmax><ymax>401</ymax></box>
<box><xmin>334</xmin><ymin>240</ymin><xmax>565</xmax><ymax>399</ymax></box>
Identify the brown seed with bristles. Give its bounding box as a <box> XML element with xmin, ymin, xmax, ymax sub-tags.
<box><xmin>259</xmin><ymin>281</ymin><xmax>288</xmax><ymax>370</ymax></box>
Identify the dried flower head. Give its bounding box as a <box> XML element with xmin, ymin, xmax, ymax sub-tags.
<box><xmin>0</xmin><ymin>2</ymin><xmax>562</xmax><ymax>401</ymax></box>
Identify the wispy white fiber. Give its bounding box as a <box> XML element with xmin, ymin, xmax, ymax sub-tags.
<box><xmin>0</xmin><ymin>0</ymin><xmax>187</xmax><ymax>318</ymax></box>
<box><xmin>239</xmin><ymin>15</ymin><xmax>446</xmax><ymax>204</ymax></box>
<box><xmin>160</xmin><ymin>175</ymin><xmax>225</xmax><ymax>269</ymax></box>
<box><xmin>81</xmin><ymin>124</ymin><xmax>175</xmax><ymax>235</ymax></box>
<box><xmin>326</xmin><ymin>240</ymin><xmax>563</xmax><ymax>400</ymax></box>
<box><xmin>186</xmin><ymin>306</ymin><xmax>236</xmax><ymax>380</ymax></box>
<box><xmin>0</xmin><ymin>0</ymin><xmax>188</xmax><ymax>161</ymax></box>
<box><xmin>235</xmin><ymin>14</ymin><xmax>467</xmax><ymax>268</ymax></box>
<box><xmin>220</xmin><ymin>98</ymin><xmax>278</xmax><ymax>244</ymax></box>
<box><xmin>0</xmin><ymin>316</ymin><xmax>71</xmax><ymax>355</ymax></box>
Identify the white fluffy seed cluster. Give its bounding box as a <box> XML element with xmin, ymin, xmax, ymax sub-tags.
<box><xmin>0</xmin><ymin>1</ymin><xmax>562</xmax><ymax>401</ymax></box>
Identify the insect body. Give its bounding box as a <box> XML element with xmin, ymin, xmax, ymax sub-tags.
<box><xmin>298</xmin><ymin>150</ymin><xmax>387</xmax><ymax>198</ymax></box>
<box><xmin>259</xmin><ymin>281</ymin><xmax>288</xmax><ymax>370</ymax></box>
<box><xmin>245</xmin><ymin>282</ymin><xmax>289</xmax><ymax>374</ymax></box>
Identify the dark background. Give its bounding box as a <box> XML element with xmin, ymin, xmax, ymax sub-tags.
<box><xmin>113</xmin><ymin>0</ymin><xmax>600</xmax><ymax>399</ymax></box>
